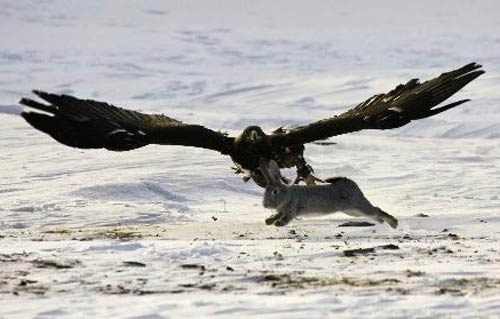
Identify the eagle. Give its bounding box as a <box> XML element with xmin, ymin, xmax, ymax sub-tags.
<box><xmin>20</xmin><ymin>63</ymin><xmax>484</xmax><ymax>187</ymax></box>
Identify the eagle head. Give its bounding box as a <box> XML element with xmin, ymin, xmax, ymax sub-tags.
<box><xmin>231</xmin><ymin>126</ymin><xmax>272</xmax><ymax>171</ymax></box>
<box><xmin>241</xmin><ymin>126</ymin><xmax>266</xmax><ymax>143</ymax></box>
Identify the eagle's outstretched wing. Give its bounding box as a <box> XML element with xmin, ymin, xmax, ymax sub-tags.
<box><xmin>271</xmin><ymin>63</ymin><xmax>484</xmax><ymax>146</ymax></box>
<box><xmin>20</xmin><ymin>90</ymin><xmax>234</xmax><ymax>154</ymax></box>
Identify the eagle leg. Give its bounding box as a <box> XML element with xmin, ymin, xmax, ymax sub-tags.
<box><xmin>293</xmin><ymin>158</ymin><xmax>324</xmax><ymax>185</ymax></box>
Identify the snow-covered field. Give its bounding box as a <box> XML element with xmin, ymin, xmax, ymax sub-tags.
<box><xmin>1</xmin><ymin>1</ymin><xmax>500</xmax><ymax>318</ymax></box>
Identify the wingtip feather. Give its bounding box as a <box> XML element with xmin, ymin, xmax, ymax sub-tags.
<box><xmin>421</xmin><ymin>99</ymin><xmax>471</xmax><ymax>119</ymax></box>
<box><xmin>19</xmin><ymin>96</ymin><xmax>56</xmax><ymax>114</ymax></box>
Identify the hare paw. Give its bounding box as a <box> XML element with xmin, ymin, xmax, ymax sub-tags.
<box><xmin>274</xmin><ymin>219</ymin><xmax>287</xmax><ymax>227</ymax></box>
<box><xmin>265</xmin><ymin>212</ymin><xmax>284</xmax><ymax>225</ymax></box>
<box><xmin>274</xmin><ymin>216</ymin><xmax>293</xmax><ymax>227</ymax></box>
<box><xmin>273</xmin><ymin>210</ymin><xmax>296</xmax><ymax>227</ymax></box>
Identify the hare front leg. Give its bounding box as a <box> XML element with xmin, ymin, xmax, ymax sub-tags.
<box><xmin>274</xmin><ymin>202</ymin><xmax>298</xmax><ymax>227</ymax></box>
<box><xmin>265</xmin><ymin>211</ymin><xmax>285</xmax><ymax>225</ymax></box>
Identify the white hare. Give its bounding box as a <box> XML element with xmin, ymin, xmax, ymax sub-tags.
<box><xmin>260</xmin><ymin>159</ymin><xmax>398</xmax><ymax>228</ymax></box>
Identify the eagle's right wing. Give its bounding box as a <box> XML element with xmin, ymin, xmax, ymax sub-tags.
<box><xmin>20</xmin><ymin>90</ymin><xmax>234</xmax><ymax>154</ymax></box>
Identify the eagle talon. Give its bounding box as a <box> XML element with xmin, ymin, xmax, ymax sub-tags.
<box><xmin>304</xmin><ymin>174</ymin><xmax>324</xmax><ymax>185</ymax></box>
<box><xmin>293</xmin><ymin>160</ymin><xmax>324</xmax><ymax>185</ymax></box>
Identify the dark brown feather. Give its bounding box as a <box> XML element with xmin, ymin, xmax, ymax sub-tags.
<box><xmin>271</xmin><ymin>63</ymin><xmax>484</xmax><ymax>146</ymax></box>
<box><xmin>20</xmin><ymin>90</ymin><xmax>234</xmax><ymax>153</ymax></box>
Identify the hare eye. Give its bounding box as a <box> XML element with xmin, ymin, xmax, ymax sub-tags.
<box><xmin>272</xmin><ymin>189</ymin><xmax>278</xmax><ymax>195</ymax></box>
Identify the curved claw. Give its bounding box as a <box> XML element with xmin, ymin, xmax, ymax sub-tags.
<box><xmin>293</xmin><ymin>170</ymin><xmax>325</xmax><ymax>185</ymax></box>
<box><xmin>304</xmin><ymin>174</ymin><xmax>324</xmax><ymax>185</ymax></box>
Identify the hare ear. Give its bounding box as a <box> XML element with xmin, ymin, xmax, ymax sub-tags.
<box><xmin>259</xmin><ymin>159</ymin><xmax>276</xmax><ymax>185</ymax></box>
<box><xmin>268</xmin><ymin>160</ymin><xmax>283</xmax><ymax>185</ymax></box>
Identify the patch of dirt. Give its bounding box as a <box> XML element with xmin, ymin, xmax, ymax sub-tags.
<box><xmin>99</xmin><ymin>229</ymin><xmax>144</xmax><ymax>240</ymax></box>
<box><xmin>338</xmin><ymin>222</ymin><xmax>376</xmax><ymax>227</ymax></box>
<box><xmin>435</xmin><ymin>277</ymin><xmax>500</xmax><ymax>295</ymax></box>
<box><xmin>180</xmin><ymin>264</ymin><xmax>206</xmax><ymax>271</ymax></box>
<box><xmin>378</xmin><ymin>244</ymin><xmax>400</xmax><ymax>250</ymax></box>
<box><xmin>122</xmin><ymin>261</ymin><xmax>146</xmax><ymax>267</ymax></box>
<box><xmin>0</xmin><ymin>252</ymin><xmax>32</xmax><ymax>262</ymax></box>
<box><xmin>0</xmin><ymin>277</ymin><xmax>49</xmax><ymax>295</ymax></box>
<box><xmin>406</xmin><ymin>270</ymin><xmax>426</xmax><ymax>277</ymax></box>
<box><xmin>342</xmin><ymin>244</ymin><xmax>399</xmax><ymax>256</ymax></box>
<box><xmin>254</xmin><ymin>273</ymin><xmax>401</xmax><ymax>289</ymax></box>
<box><xmin>43</xmin><ymin>229</ymin><xmax>71</xmax><ymax>234</ymax></box>
<box><xmin>32</xmin><ymin>259</ymin><xmax>80</xmax><ymax>269</ymax></box>
<box><xmin>415</xmin><ymin>213</ymin><xmax>430</xmax><ymax>217</ymax></box>
<box><xmin>98</xmin><ymin>284</ymin><xmax>153</xmax><ymax>295</ymax></box>
<box><xmin>343</xmin><ymin>247</ymin><xmax>376</xmax><ymax>256</ymax></box>
<box><xmin>15</xmin><ymin>279</ymin><xmax>49</xmax><ymax>295</ymax></box>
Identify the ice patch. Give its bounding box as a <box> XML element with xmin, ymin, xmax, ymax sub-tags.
<box><xmin>146</xmin><ymin>242</ymin><xmax>232</xmax><ymax>262</ymax></box>
<box><xmin>83</xmin><ymin>242</ymin><xmax>146</xmax><ymax>252</ymax></box>
<box><xmin>9</xmin><ymin>222</ymin><xmax>29</xmax><ymax>229</ymax></box>
<box><xmin>75</xmin><ymin>182</ymin><xmax>188</xmax><ymax>202</ymax></box>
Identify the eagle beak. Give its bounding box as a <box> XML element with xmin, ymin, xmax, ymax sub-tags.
<box><xmin>250</xmin><ymin>130</ymin><xmax>261</xmax><ymax>142</ymax></box>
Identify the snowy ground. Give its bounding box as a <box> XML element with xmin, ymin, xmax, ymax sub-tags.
<box><xmin>1</xmin><ymin>1</ymin><xmax>500</xmax><ymax>318</ymax></box>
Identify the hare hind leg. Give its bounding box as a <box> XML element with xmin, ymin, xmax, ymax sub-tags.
<box><xmin>344</xmin><ymin>207</ymin><xmax>398</xmax><ymax>229</ymax></box>
<box><xmin>350</xmin><ymin>184</ymin><xmax>398</xmax><ymax>228</ymax></box>
<box><xmin>344</xmin><ymin>209</ymin><xmax>384</xmax><ymax>224</ymax></box>
<box><xmin>375</xmin><ymin>207</ymin><xmax>398</xmax><ymax>229</ymax></box>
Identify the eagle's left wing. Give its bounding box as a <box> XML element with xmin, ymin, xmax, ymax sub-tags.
<box><xmin>270</xmin><ymin>63</ymin><xmax>484</xmax><ymax>146</ymax></box>
<box><xmin>20</xmin><ymin>90</ymin><xmax>234</xmax><ymax>154</ymax></box>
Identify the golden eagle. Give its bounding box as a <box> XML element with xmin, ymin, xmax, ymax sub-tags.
<box><xmin>20</xmin><ymin>63</ymin><xmax>484</xmax><ymax>187</ymax></box>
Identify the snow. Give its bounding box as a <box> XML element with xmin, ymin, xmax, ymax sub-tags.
<box><xmin>1</xmin><ymin>0</ymin><xmax>500</xmax><ymax>318</ymax></box>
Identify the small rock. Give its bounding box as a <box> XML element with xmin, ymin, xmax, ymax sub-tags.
<box><xmin>123</xmin><ymin>261</ymin><xmax>146</xmax><ymax>267</ymax></box>
<box><xmin>448</xmin><ymin>233</ymin><xmax>460</xmax><ymax>240</ymax></box>
<box><xmin>415</xmin><ymin>213</ymin><xmax>429</xmax><ymax>217</ymax></box>
<box><xmin>378</xmin><ymin>244</ymin><xmax>399</xmax><ymax>250</ymax></box>
<box><xmin>19</xmin><ymin>279</ymin><xmax>37</xmax><ymax>286</ymax></box>
<box><xmin>406</xmin><ymin>269</ymin><xmax>425</xmax><ymax>277</ymax></box>
<box><xmin>273</xmin><ymin>251</ymin><xmax>284</xmax><ymax>260</ymax></box>
<box><xmin>180</xmin><ymin>264</ymin><xmax>206</xmax><ymax>271</ymax></box>
<box><xmin>436</xmin><ymin>287</ymin><xmax>463</xmax><ymax>296</ymax></box>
